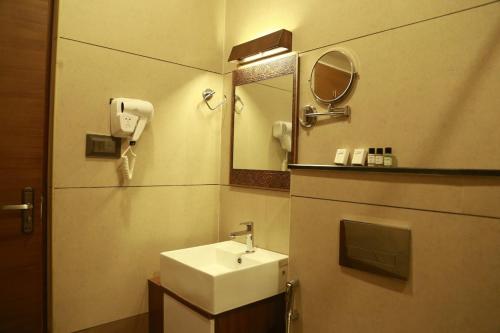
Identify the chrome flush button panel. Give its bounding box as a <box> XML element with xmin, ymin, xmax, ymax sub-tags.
<box><xmin>339</xmin><ymin>219</ymin><xmax>411</xmax><ymax>280</ymax></box>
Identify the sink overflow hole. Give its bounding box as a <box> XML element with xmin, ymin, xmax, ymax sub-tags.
<box><xmin>237</xmin><ymin>257</ymin><xmax>242</xmax><ymax>264</ymax></box>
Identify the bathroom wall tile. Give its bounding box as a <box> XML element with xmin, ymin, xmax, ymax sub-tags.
<box><xmin>289</xmin><ymin>196</ymin><xmax>500</xmax><ymax>333</ymax></box>
<box><xmin>58</xmin><ymin>0</ymin><xmax>224</xmax><ymax>73</ymax></box>
<box><xmin>292</xmin><ymin>170</ymin><xmax>500</xmax><ymax>219</ymax></box>
<box><xmin>223</xmin><ymin>0</ymin><xmax>488</xmax><ymax>72</ymax></box>
<box><xmin>219</xmin><ymin>186</ymin><xmax>290</xmax><ymax>254</ymax></box>
<box><xmin>461</xmin><ymin>177</ymin><xmax>500</xmax><ymax>218</ymax></box>
<box><xmin>53</xmin><ymin>39</ymin><xmax>222</xmax><ymax>188</ymax></box>
<box><xmin>291</xmin><ymin>170</ymin><xmax>465</xmax><ymax>215</ymax></box>
<box><xmin>297</xmin><ymin>4</ymin><xmax>500</xmax><ymax>169</ymax></box>
<box><xmin>52</xmin><ymin>185</ymin><xmax>219</xmax><ymax>333</ymax></box>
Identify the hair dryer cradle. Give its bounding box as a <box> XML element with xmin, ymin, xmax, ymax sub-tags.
<box><xmin>109</xmin><ymin>98</ymin><xmax>154</xmax><ymax>180</ymax></box>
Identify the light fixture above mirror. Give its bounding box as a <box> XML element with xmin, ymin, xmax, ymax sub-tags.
<box><xmin>228</xmin><ymin>29</ymin><xmax>292</xmax><ymax>64</ymax></box>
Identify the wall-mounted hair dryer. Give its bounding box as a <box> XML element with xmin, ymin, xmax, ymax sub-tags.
<box><xmin>110</xmin><ymin>98</ymin><xmax>154</xmax><ymax>181</ymax></box>
<box><xmin>110</xmin><ymin>98</ymin><xmax>154</xmax><ymax>144</ymax></box>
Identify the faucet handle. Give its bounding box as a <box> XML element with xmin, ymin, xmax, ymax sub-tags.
<box><xmin>240</xmin><ymin>221</ymin><xmax>253</xmax><ymax>230</ymax></box>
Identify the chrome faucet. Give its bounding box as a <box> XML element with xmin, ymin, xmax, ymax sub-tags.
<box><xmin>229</xmin><ymin>221</ymin><xmax>255</xmax><ymax>253</ymax></box>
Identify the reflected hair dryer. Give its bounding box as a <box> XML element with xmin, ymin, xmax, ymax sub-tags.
<box><xmin>272</xmin><ymin>121</ymin><xmax>292</xmax><ymax>153</ymax></box>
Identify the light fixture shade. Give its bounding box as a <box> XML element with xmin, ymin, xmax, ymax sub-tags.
<box><xmin>228</xmin><ymin>29</ymin><xmax>292</xmax><ymax>63</ymax></box>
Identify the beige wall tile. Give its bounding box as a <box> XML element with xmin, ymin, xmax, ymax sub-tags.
<box><xmin>53</xmin><ymin>39</ymin><xmax>222</xmax><ymax>188</ymax></box>
<box><xmin>461</xmin><ymin>177</ymin><xmax>500</xmax><ymax>218</ymax></box>
<box><xmin>224</xmin><ymin>0</ymin><xmax>487</xmax><ymax>72</ymax></box>
<box><xmin>297</xmin><ymin>4</ymin><xmax>500</xmax><ymax>169</ymax></box>
<box><xmin>289</xmin><ymin>196</ymin><xmax>500</xmax><ymax>333</ymax></box>
<box><xmin>52</xmin><ymin>185</ymin><xmax>219</xmax><ymax>333</ymax></box>
<box><xmin>58</xmin><ymin>0</ymin><xmax>224</xmax><ymax>73</ymax></box>
<box><xmin>291</xmin><ymin>170</ymin><xmax>464</xmax><ymax>215</ymax></box>
<box><xmin>219</xmin><ymin>186</ymin><xmax>290</xmax><ymax>254</ymax></box>
<box><xmin>291</xmin><ymin>170</ymin><xmax>500</xmax><ymax>219</ymax></box>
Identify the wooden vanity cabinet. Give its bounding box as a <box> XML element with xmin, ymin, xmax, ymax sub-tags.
<box><xmin>148</xmin><ymin>278</ymin><xmax>285</xmax><ymax>333</ymax></box>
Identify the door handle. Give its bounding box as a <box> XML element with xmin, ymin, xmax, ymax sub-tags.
<box><xmin>1</xmin><ymin>203</ymin><xmax>33</xmax><ymax>210</ymax></box>
<box><xmin>1</xmin><ymin>187</ymin><xmax>34</xmax><ymax>234</ymax></box>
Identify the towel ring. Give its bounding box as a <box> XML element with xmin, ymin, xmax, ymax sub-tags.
<box><xmin>202</xmin><ymin>88</ymin><xmax>226</xmax><ymax>110</ymax></box>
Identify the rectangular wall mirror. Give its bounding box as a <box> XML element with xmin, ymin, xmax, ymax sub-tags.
<box><xmin>230</xmin><ymin>53</ymin><xmax>298</xmax><ymax>190</ymax></box>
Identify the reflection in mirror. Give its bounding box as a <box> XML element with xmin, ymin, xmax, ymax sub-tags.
<box><xmin>230</xmin><ymin>53</ymin><xmax>297</xmax><ymax>190</ymax></box>
<box><xmin>233</xmin><ymin>75</ymin><xmax>293</xmax><ymax>171</ymax></box>
<box><xmin>310</xmin><ymin>50</ymin><xmax>354</xmax><ymax>103</ymax></box>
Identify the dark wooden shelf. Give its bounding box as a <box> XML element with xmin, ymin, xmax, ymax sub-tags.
<box><xmin>288</xmin><ymin>164</ymin><xmax>500</xmax><ymax>177</ymax></box>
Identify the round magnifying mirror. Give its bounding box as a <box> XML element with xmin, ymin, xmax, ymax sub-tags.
<box><xmin>309</xmin><ymin>50</ymin><xmax>355</xmax><ymax>104</ymax></box>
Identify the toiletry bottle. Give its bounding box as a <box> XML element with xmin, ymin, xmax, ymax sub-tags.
<box><xmin>367</xmin><ymin>148</ymin><xmax>376</xmax><ymax>167</ymax></box>
<box><xmin>384</xmin><ymin>147</ymin><xmax>394</xmax><ymax>167</ymax></box>
<box><xmin>375</xmin><ymin>148</ymin><xmax>384</xmax><ymax>167</ymax></box>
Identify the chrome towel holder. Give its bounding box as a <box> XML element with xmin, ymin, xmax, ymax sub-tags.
<box><xmin>202</xmin><ymin>88</ymin><xmax>226</xmax><ymax>110</ymax></box>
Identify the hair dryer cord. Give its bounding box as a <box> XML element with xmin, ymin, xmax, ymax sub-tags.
<box><xmin>121</xmin><ymin>145</ymin><xmax>137</xmax><ymax>180</ymax></box>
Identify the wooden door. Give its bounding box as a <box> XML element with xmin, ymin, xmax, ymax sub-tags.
<box><xmin>0</xmin><ymin>1</ymin><xmax>53</xmax><ymax>332</ymax></box>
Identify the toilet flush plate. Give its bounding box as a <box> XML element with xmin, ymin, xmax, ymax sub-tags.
<box><xmin>339</xmin><ymin>219</ymin><xmax>411</xmax><ymax>280</ymax></box>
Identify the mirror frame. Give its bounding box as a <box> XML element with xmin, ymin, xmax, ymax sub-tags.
<box><xmin>309</xmin><ymin>49</ymin><xmax>356</xmax><ymax>105</ymax></box>
<box><xmin>230</xmin><ymin>53</ymin><xmax>298</xmax><ymax>190</ymax></box>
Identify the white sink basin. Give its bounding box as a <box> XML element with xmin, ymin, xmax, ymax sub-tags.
<box><xmin>160</xmin><ymin>241</ymin><xmax>288</xmax><ymax>314</ymax></box>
